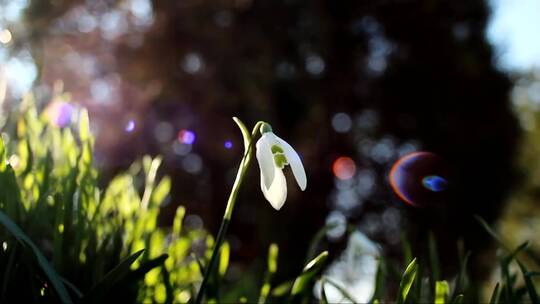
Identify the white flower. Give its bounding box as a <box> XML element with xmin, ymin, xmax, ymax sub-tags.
<box><xmin>255</xmin><ymin>129</ymin><xmax>307</xmax><ymax>210</ymax></box>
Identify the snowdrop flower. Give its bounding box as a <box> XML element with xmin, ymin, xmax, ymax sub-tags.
<box><xmin>255</xmin><ymin>123</ymin><xmax>307</xmax><ymax>210</ymax></box>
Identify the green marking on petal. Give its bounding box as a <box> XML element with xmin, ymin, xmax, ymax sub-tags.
<box><xmin>271</xmin><ymin>145</ymin><xmax>284</xmax><ymax>154</ymax></box>
<box><xmin>274</xmin><ymin>154</ymin><xmax>289</xmax><ymax>169</ymax></box>
<box><xmin>261</xmin><ymin>123</ymin><xmax>273</xmax><ymax>134</ymax></box>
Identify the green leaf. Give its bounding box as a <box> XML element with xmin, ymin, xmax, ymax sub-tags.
<box><xmin>435</xmin><ymin>281</ymin><xmax>449</xmax><ymax>304</ymax></box>
<box><xmin>218</xmin><ymin>241</ymin><xmax>230</xmax><ymax>277</ymax></box>
<box><xmin>258</xmin><ymin>243</ymin><xmax>279</xmax><ymax>304</ymax></box>
<box><xmin>270</xmin><ymin>281</ymin><xmax>293</xmax><ymax>297</ymax></box>
<box><xmin>82</xmin><ymin>249</ymin><xmax>145</xmax><ymax>303</ymax></box>
<box><xmin>126</xmin><ymin>254</ymin><xmax>169</xmax><ymax>282</ymax></box>
<box><xmin>518</xmin><ymin>261</ymin><xmax>539</xmax><ymax>304</ymax></box>
<box><xmin>451</xmin><ymin>251</ymin><xmax>470</xmax><ymax>300</ymax></box>
<box><xmin>151</xmin><ymin>176</ymin><xmax>171</xmax><ymax>207</ymax></box>
<box><xmin>322</xmin><ymin>276</ymin><xmax>357</xmax><ymax>303</ymax></box>
<box><xmin>451</xmin><ymin>294</ymin><xmax>464</xmax><ymax>304</ymax></box>
<box><xmin>0</xmin><ymin>242</ymin><xmax>18</xmax><ymax>302</ymax></box>
<box><xmin>319</xmin><ymin>280</ymin><xmax>329</xmax><ymax>304</ymax></box>
<box><xmin>0</xmin><ymin>135</ymin><xmax>6</xmax><ymax>171</ymax></box>
<box><xmin>401</xmin><ymin>233</ymin><xmax>413</xmax><ymax>267</ymax></box>
<box><xmin>291</xmin><ymin>251</ymin><xmax>328</xmax><ymax>296</ymax></box>
<box><xmin>79</xmin><ymin>109</ymin><xmax>91</xmax><ymax>142</ymax></box>
<box><xmin>305</xmin><ymin>221</ymin><xmax>338</xmax><ymax>264</ymax></box>
<box><xmin>397</xmin><ymin>258</ymin><xmax>418</xmax><ymax>304</ymax></box>
<box><xmin>0</xmin><ymin>211</ymin><xmax>72</xmax><ymax>303</ymax></box>
<box><xmin>370</xmin><ymin>256</ymin><xmax>386</xmax><ymax>304</ymax></box>
<box><xmin>489</xmin><ymin>283</ymin><xmax>501</xmax><ymax>304</ymax></box>
<box><xmin>268</xmin><ymin>243</ymin><xmax>279</xmax><ymax>274</ymax></box>
<box><xmin>61</xmin><ymin>277</ymin><xmax>83</xmax><ymax>299</ymax></box>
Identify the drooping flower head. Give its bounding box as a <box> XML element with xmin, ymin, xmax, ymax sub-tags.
<box><xmin>255</xmin><ymin>123</ymin><xmax>306</xmax><ymax>210</ymax></box>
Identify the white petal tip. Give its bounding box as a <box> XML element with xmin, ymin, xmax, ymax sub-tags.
<box><xmin>270</xmin><ymin>201</ymin><xmax>285</xmax><ymax>210</ymax></box>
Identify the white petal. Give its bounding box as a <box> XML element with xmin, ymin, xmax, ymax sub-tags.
<box><xmin>260</xmin><ymin>166</ymin><xmax>287</xmax><ymax>210</ymax></box>
<box><xmin>276</xmin><ymin>136</ymin><xmax>307</xmax><ymax>191</ymax></box>
<box><xmin>256</xmin><ymin>134</ymin><xmax>275</xmax><ymax>190</ymax></box>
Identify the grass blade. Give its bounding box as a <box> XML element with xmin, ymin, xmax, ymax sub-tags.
<box><xmin>451</xmin><ymin>294</ymin><xmax>464</xmax><ymax>304</ymax></box>
<box><xmin>0</xmin><ymin>242</ymin><xmax>18</xmax><ymax>302</ymax></box>
<box><xmin>397</xmin><ymin>258</ymin><xmax>418</xmax><ymax>304</ymax></box>
<box><xmin>435</xmin><ymin>280</ymin><xmax>449</xmax><ymax>304</ymax></box>
<box><xmin>258</xmin><ymin>243</ymin><xmax>278</xmax><ymax>304</ymax></box>
<box><xmin>451</xmin><ymin>251</ymin><xmax>470</xmax><ymax>300</ymax></box>
<box><xmin>322</xmin><ymin>276</ymin><xmax>358</xmax><ymax>303</ymax></box>
<box><xmin>0</xmin><ymin>211</ymin><xmax>72</xmax><ymax>303</ymax></box>
<box><xmin>489</xmin><ymin>283</ymin><xmax>501</xmax><ymax>304</ymax></box>
<box><xmin>518</xmin><ymin>261</ymin><xmax>539</xmax><ymax>304</ymax></box>
<box><xmin>319</xmin><ymin>280</ymin><xmax>329</xmax><ymax>304</ymax></box>
<box><xmin>82</xmin><ymin>249</ymin><xmax>145</xmax><ymax>303</ymax></box>
<box><xmin>290</xmin><ymin>251</ymin><xmax>328</xmax><ymax>297</ymax></box>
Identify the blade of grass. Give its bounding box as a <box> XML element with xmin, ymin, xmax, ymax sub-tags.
<box><xmin>322</xmin><ymin>276</ymin><xmax>357</xmax><ymax>303</ymax></box>
<box><xmin>489</xmin><ymin>283</ymin><xmax>501</xmax><ymax>304</ymax></box>
<box><xmin>218</xmin><ymin>241</ymin><xmax>230</xmax><ymax>278</ymax></box>
<box><xmin>304</xmin><ymin>222</ymin><xmax>338</xmax><ymax>263</ymax></box>
<box><xmin>451</xmin><ymin>294</ymin><xmax>464</xmax><ymax>304</ymax></box>
<box><xmin>401</xmin><ymin>233</ymin><xmax>413</xmax><ymax>266</ymax></box>
<box><xmin>82</xmin><ymin>249</ymin><xmax>145</xmax><ymax>303</ymax></box>
<box><xmin>0</xmin><ymin>210</ymin><xmax>72</xmax><ymax>303</ymax></box>
<box><xmin>270</xmin><ymin>281</ymin><xmax>293</xmax><ymax>297</ymax></box>
<box><xmin>517</xmin><ymin>261</ymin><xmax>539</xmax><ymax>304</ymax></box>
<box><xmin>258</xmin><ymin>243</ymin><xmax>278</xmax><ymax>304</ymax></box>
<box><xmin>0</xmin><ymin>242</ymin><xmax>18</xmax><ymax>302</ymax></box>
<box><xmin>290</xmin><ymin>251</ymin><xmax>328</xmax><ymax>296</ymax></box>
<box><xmin>319</xmin><ymin>280</ymin><xmax>329</xmax><ymax>304</ymax></box>
<box><xmin>61</xmin><ymin>277</ymin><xmax>83</xmax><ymax>299</ymax></box>
<box><xmin>435</xmin><ymin>280</ymin><xmax>449</xmax><ymax>304</ymax></box>
<box><xmin>397</xmin><ymin>258</ymin><xmax>418</xmax><ymax>304</ymax></box>
<box><xmin>501</xmin><ymin>241</ymin><xmax>529</xmax><ymax>303</ymax></box>
<box><xmin>475</xmin><ymin>215</ymin><xmax>537</xmax><ymax>263</ymax></box>
<box><xmin>451</xmin><ymin>251</ymin><xmax>470</xmax><ymax>301</ymax></box>
<box><xmin>370</xmin><ymin>256</ymin><xmax>386</xmax><ymax>304</ymax></box>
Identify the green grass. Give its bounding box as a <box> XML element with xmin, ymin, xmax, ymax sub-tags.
<box><xmin>0</xmin><ymin>93</ymin><xmax>538</xmax><ymax>303</ymax></box>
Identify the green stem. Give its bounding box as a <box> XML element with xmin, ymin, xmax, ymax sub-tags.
<box><xmin>194</xmin><ymin>121</ymin><xmax>263</xmax><ymax>304</ymax></box>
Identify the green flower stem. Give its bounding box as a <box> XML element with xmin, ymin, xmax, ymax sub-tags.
<box><xmin>194</xmin><ymin>120</ymin><xmax>263</xmax><ymax>304</ymax></box>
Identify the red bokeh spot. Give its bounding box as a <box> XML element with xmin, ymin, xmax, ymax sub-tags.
<box><xmin>332</xmin><ymin>156</ymin><xmax>356</xmax><ymax>180</ymax></box>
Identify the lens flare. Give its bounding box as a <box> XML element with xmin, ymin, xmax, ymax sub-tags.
<box><xmin>332</xmin><ymin>156</ymin><xmax>356</xmax><ymax>180</ymax></box>
<box><xmin>224</xmin><ymin>140</ymin><xmax>233</xmax><ymax>149</ymax></box>
<box><xmin>422</xmin><ymin>175</ymin><xmax>448</xmax><ymax>192</ymax></box>
<box><xmin>389</xmin><ymin>151</ymin><xmax>448</xmax><ymax>207</ymax></box>
<box><xmin>177</xmin><ymin>129</ymin><xmax>196</xmax><ymax>145</ymax></box>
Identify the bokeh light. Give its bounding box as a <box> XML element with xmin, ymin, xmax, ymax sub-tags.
<box><xmin>45</xmin><ymin>101</ymin><xmax>74</xmax><ymax>128</ymax></box>
<box><xmin>332</xmin><ymin>112</ymin><xmax>352</xmax><ymax>133</ymax></box>
<box><xmin>0</xmin><ymin>29</ymin><xmax>12</xmax><ymax>44</ymax></box>
<box><xmin>177</xmin><ymin>129</ymin><xmax>196</xmax><ymax>145</ymax></box>
<box><xmin>332</xmin><ymin>156</ymin><xmax>357</xmax><ymax>180</ymax></box>
<box><xmin>154</xmin><ymin>122</ymin><xmax>174</xmax><ymax>143</ymax></box>
<box><xmin>125</xmin><ymin>120</ymin><xmax>136</xmax><ymax>132</ymax></box>
<box><xmin>182</xmin><ymin>153</ymin><xmax>203</xmax><ymax>174</ymax></box>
